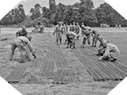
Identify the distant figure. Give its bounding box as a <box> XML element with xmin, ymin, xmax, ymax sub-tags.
<box><xmin>75</xmin><ymin>22</ymin><xmax>80</xmax><ymax>40</ymax></box>
<box><xmin>65</xmin><ymin>23</ymin><xmax>69</xmax><ymax>33</ymax></box>
<box><xmin>39</xmin><ymin>23</ymin><xmax>44</xmax><ymax>33</ymax></box>
<box><xmin>9</xmin><ymin>33</ymin><xmax>36</xmax><ymax>63</ymax></box>
<box><xmin>81</xmin><ymin>23</ymin><xmax>85</xmax><ymax>28</ymax></box>
<box><xmin>119</xmin><ymin>24</ymin><xmax>121</xmax><ymax>29</ymax></box>
<box><xmin>71</xmin><ymin>22</ymin><xmax>76</xmax><ymax>32</ymax></box>
<box><xmin>63</xmin><ymin>23</ymin><xmax>68</xmax><ymax>34</ymax></box>
<box><xmin>98</xmin><ymin>41</ymin><xmax>120</xmax><ymax>62</ymax></box>
<box><xmin>69</xmin><ymin>23</ymin><xmax>73</xmax><ymax>31</ymax></box>
<box><xmin>116</xmin><ymin>25</ymin><xmax>118</xmax><ymax>29</ymax></box>
<box><xmin>53</xmin><ymin>22</ymin><xmax>64</xmax><ymax>44</ymax></box>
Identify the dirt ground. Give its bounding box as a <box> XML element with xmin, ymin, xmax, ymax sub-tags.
<box><xmin>0</xmin><ymin>28</ymin><xmax>126</xmax><ymax>95</ymax></box>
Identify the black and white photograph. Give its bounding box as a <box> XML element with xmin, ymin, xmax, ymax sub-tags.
<box><xmin>0</xmin><ymin>0</ymin><xmax>127</xmax><ymax>95</ymax></box>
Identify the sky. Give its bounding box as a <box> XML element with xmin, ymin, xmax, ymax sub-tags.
<box><xmin>15</xmin><ymin>0</ymin><xmax>105</xmax><ymax>15</ymax></box>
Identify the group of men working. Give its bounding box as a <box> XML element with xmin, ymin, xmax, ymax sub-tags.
<box><xmin>8</xmin><ymin>21</ymin><xmax>120</xmax><ymax>63</ymax></box>
<box><xmin>53</xmin><ymin>22</ymin><xmax>120</xmax><ymax>62</ymax></box>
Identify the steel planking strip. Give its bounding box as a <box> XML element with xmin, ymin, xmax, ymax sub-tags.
<box><xmin>6</xmin><ymin>64</ymin><xmax>21</xmax><ymax>82</ymax></box>
<box><xmin>73</xmin><ymin>49</ymin><xmax>100</xmax><ymax>81</ymax></box>
<box><xmin>89</xmin><ymin>48</ymin><xmax>126</xmax><ymax>79</ymax></box>
<box><xmin>81</xmin><ymin>48</ymin><xmax>120</xmax><ymax>80</ymax></box>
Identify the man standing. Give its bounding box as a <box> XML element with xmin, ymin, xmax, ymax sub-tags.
<box><xmin>75</xmin><ymin>22</ymin><xmax>80</xmax><ymax>40</ymax></box>
<box><xmin>40</xmin><ymin>23</ymin><xmax>44</xmax><ymax>33</ymax></box>
<box><xmin>70</xmin><ymin>22</ymin><xmax>76</xmax><ymax>33</ymax></box>
<box><xmin>53</xmin><ymin>22</ymin><xmax>64</xmax><ymax>44</ymax></box>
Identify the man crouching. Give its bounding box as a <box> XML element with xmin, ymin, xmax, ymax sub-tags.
<box><xmin>98</xmin><ymin>41</ymin><xmax>120</xmax><ymax>62</ymax></box>
<box><xmin>9</xmin><ymin>32</ymin><xmax>36</xmax><ymax>63</ymax></box>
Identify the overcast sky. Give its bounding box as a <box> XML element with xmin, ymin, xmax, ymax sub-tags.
<box><xmin>15</xmin><ymin>0</ymin><xmax>105</xmax><ymax>15</ymax></box>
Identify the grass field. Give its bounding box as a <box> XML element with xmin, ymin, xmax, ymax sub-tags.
<box><xmin>0</xmin><ymin>27</ymin><xmax>127</xmax><ymax>34</ymax></box>
<box><xmin>0</xmin><ymin>28</ymin><xmax>127</xmax><ymax>95</ymax></box>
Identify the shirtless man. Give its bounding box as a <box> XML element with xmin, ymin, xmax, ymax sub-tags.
<box><xmin>16</xmin><ymin>26</ymin><xmax>27</xmax><ymax>37</ymax></box>
<box><xmin>53</xmin><ymin>22</ymin><xmax>64</xmax><ymax>44</ymax></box>
<box><xmin>16</xmin><ymin>26</ymin><xmax>32</xmax><ymax>41</ymax></box>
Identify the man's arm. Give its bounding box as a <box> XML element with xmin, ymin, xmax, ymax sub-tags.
<box><xmin>99</xmin><ymin>46</ymin><xmax>109</xmax><ymax>60</ymax></box>
<box><xmin>26</xmin><ymin>39</ymin><xmax>34</xmax><ymax>53</ymax></box>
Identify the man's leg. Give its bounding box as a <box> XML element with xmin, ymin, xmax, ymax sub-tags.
<box><xmin>76</xmin><ymin>33</ymin><xmax>79</xmax><ymax>40</ymax></box>
<box><xmin>94</xmin><ymin>34</ymin><xmax>99</xmax><ymax>47</ymax></box>
<box><xmin>87</xmin><ymin>35</ymin><xmax>91</xmax><ymax>45</ymax></box>
<box><xmin>59</xmin><ymin>34</ymin><xmax>62</xmax><ymax>44</ymax></box>
<box><xmin>71</xmin><ymin>39</ymin><xmax>76</xmax><ymax>49</ymax></box>
<box><xmin>64</xmin><ymin>39</ymin><xmax>67</xmax><ymax>45</ymax></box>
<box><xmin>24</xmin><ymin>45</ymin><xmax>31</xmax><ymax>61</ymax></box>
<box><xmin>56</xmin><ymin>34</ymin><xmax>59</xmax><ymax>44</ymax></box>
<box><xmin>9</xmin><ymin>41</ymin><xmax>17</xmax><ymax>61</ymax></box>
<box><xmin>81</xmin><ymin>36</ymin><xmax>86</xmax><ymax>48</ymax></box>
<box><xmin>92</xmin><ymin>35</ymin><xmax>96</xmax><ymax>47</ymax></box>
<box><xmin>109</xmin><ymin>52</ymin><xmax>118</xmax><ymax>62</ymax></box>
<box><xmin>66</xmin><ymin>35</ymin><xmax>71</xmax><ymax>48</ymax></box>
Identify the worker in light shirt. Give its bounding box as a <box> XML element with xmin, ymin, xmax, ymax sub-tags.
<box><xmin>91</xmin><ymin>29</ymin><xmax>100</xmax><ymax>47</ymax></box>
<box><xmin>66</xmin><ymin>31</ymin><xmax>77</xmax><ymax>49</ymax></box>
<box><xmin>53</xmin><ymin>22</ymin><xmax>64</xmax><ymax>44</ymax></box>
<box><xmin>96</xmin><ymin>37</ymin><xmax>109</xmax><ymax>56</ymax></box>
<box><xmin>80</xmin><ymin>26</ymin><xmax>92</xmax><ymax>48</ymax></box>
<box><xmin>98</xmin><ymin>41</ymin><xmax>120</xmax><ymax>62</ymax></box>
<box><xmin>9</xmin><ymin>33</ymin><xmax>36</xmax><ymax>63</ymax></box>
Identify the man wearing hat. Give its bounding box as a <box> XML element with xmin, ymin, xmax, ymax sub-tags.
<box><xmin>53</xmin><ymin>22</ymin><xmax>64</xmax><ymax>44</ymax></box>
<box><xmin>98</xmin><ymin>41</ymin><xmax>120</xmax><ymax>62</ymax></box>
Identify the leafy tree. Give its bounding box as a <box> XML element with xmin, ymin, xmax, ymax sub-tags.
<box><xmin>78</xmin><ymin>0</ymin><xmax>98</xmax><ymax>26</ymax></box>
<box><xmin>0</xmin><ymin>4</ymin><xmax>26</xmax><ymax>25</ymax></box>
<box><xmin>29</xmin><ymin>4</ymin><xmax>42</xmax><ymax>20</ymax></box>
<box><xmin>95</xmin><ymin>3</ymin><xmax>127</xmax><ymax>27</ymax></box>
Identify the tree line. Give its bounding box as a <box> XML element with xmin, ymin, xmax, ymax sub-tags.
<box><xmin>0</xmin><ymin>0</ymin><xmax>127</xmax><ymax>27</ymax></box>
